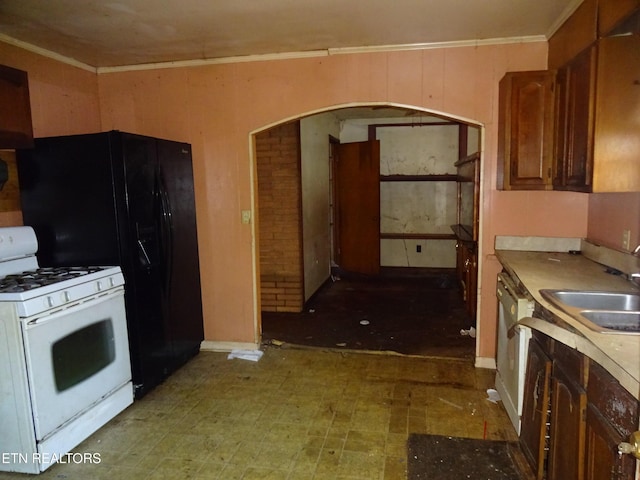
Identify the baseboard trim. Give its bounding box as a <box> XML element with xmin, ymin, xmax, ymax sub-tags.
<box><xmin>200</xmin><ymin>340</ymin><xmax>260</xmax><ymax>352</ymax></box>
<box><xmin>475</xmin><ymin>356</ymin><xmax>496</xmax><ymax>370</ymax></box>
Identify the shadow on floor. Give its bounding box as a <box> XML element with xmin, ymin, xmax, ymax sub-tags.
<box><xmin>261</xmin><ymin>269</ymin><xmax>477</xmax><ymax>360</ymax></box>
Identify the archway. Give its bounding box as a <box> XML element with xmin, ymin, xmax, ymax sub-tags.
<box><xmin>250</xmin><ymin>103</ymin><xmax>484</xmax><ymax>358</ymax></box>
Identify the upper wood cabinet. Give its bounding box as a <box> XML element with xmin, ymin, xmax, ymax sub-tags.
<box><xmin>553</xmin><ymin>34</ymin><xmax>640</xmax><ymax>193</ymax></box>
<box><xmin>552</xmin><ymin>46</ymin><xmax>596</xmax><ymax>192</ymax></box>
<box><xmin>548</xmin><ymin>0</ymin><xmax>597</xmax><ymax>70</ymax></box>
<box><xmin>0</xmin><ymin>65</ymin><xmax>34</xmax><ymax>149</ymax></box>
<box><xmin>598</xmin><ymin>0</ymin><xmax>640</xmax><ymax>36</ymax></box>
<box><xmin>497</xmin><ymin>71</ymin><xmax>555</xmax><ymax>190</ymax></box>
<box><xmin>591</xmin><ymin>34</ymin><xmax>640</xmax><ymax>192</ymax></box>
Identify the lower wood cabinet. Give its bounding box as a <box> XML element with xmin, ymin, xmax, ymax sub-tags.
<box><xmin>455</xmin><ymin>240</ymin><xmax>477</xmax><ymax>319</ymax></box>
<box><xmin>548</xmin><ymin>363</ymin><xmax>587</xmax><ymax>479</ymax></box>
<box><xmin>521</xmin><ymin>331</ymin><xmax>639</xmax><ymax>480</ymax></box>
<box><xmin>520</xmin><ymin>336</ymin><xmax>552</xmax><ymax>480</ymax></box>
<box><xmin>585</xmin><ymin>404</ymin><xmax>637</xmax><ymax>480</ymax></box>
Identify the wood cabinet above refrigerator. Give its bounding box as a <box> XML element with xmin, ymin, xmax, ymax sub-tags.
<box><xmin>0</xmin><ymin>65</ymin><xmax>33</xmax><ymax>149</ymax></box>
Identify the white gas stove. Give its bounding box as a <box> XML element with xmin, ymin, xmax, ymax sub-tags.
<box><xmin>0</xmin><ymin>226</ymin><xmax>133</xmax><ymax>474</ymax></box>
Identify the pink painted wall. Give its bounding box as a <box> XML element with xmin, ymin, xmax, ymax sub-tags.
<box><xmin>96</xmin><ymin>42</ymin><xmax>589</xmax><ymax>359</ymax></box>
<box><xmin>588</xmin><ymin>193</ymin><xmax>640</xmax><ymax>251</ymax></box>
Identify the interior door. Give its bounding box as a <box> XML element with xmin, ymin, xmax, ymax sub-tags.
<box><xmin>335</xmin><ymin>140</ymin><xmax>380</xmax><ymax>275</ymax></box>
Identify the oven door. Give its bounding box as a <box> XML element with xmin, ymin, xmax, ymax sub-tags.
<box><xmin>21</xmin><ymin>288</ymin><xmax>131</xmax><ymax>441</ymax></box>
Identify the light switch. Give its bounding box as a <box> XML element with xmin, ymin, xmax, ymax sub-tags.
<box><xmin>241</xmin><ymin>210</ymin><xmax>251</xmax><ymax>224</ymax></box>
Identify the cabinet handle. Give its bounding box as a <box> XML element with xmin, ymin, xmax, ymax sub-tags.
<box><xmin>618</xmin><ymin>431</ymin><xmax>640</xmax><ymax>460</ymax></box>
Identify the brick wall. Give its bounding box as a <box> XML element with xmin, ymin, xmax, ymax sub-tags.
<box><xmin>256</xmin><ymin>121</ymin><xmax>304</xmax><ymax>312</ymax></box>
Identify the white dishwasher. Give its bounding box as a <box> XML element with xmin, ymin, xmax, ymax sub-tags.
<box><xmin>495</xmin><ymin>272</ymin><xmax>534</xmax><ymax>435</ymax></box>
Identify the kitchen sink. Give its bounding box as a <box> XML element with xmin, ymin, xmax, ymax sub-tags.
<box><xmin>580</xmin><ymin>311</ymin><xmax>640</xmax><ymax>333</ymax></box>
<box><xmin>541</xmin><ymin>290</ymin><xmax>640</xmax><ymax>311</ymax></box>
<box><xmin>539</xmin><ymin>289</ymin><xmax>640</xmax><ymax>335</ymax></box>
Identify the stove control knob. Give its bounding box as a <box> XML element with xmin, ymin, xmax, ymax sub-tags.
<box><xmin>47</xmin><ymin>296</ymin><xmax>54</xmax><ymax>308</ymax></box>
<box><xmin>96</xmin><ymin>280</ymin><xmax>103</xmax><ymax>291</ymax></box>
<box><xmin>62</xmin><ymin>291</ymin><xmax>70</xmax><ymax>303</ymax></box>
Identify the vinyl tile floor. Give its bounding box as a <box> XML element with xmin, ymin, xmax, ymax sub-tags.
<box><xmin>0</xmin><ymin>348</ymin><xmax>518</xmax><ymax>479</ymax></box>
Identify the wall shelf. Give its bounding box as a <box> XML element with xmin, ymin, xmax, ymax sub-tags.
<box><xmin>380</xmin><ymin>232</ymin><xmax>457</xmax><ymax>240</ymax></box>
<box><xmin>380</xmin><ymin>174</ymin><xmax>458</xmax><ymax>182</ymax></box>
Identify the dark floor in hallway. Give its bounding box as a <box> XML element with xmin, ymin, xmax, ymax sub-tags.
<box><xmin>261</xmin><ymin>269</ymin><xmax>477</xmax><ymax>359</ymax></box>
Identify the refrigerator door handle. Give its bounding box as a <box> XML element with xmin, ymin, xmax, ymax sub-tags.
<box><xmin>137</xmin><ymin>239</ymin><xmax>152</xmax><ymax>267</ymax></box>
<box><xmin>157</xmin><ymin>167</ymin><xmax>173</xmax><ymax>294</ymax></box>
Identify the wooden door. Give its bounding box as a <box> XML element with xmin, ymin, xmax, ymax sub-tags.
<box><xmin>335</xmin><ymin>140</ymin><xmax>380</xmax><ymax>275</ymax></box>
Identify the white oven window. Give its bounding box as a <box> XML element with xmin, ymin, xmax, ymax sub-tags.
<box><xmin>52</xmin><ymin>319</ymin><xmax>116</xmax><ymax>392</ymax></box>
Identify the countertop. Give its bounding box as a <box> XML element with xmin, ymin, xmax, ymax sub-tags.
<box><xmin>495</xmin><ymin>250</ymin><xmax>640</xmax><ymax>400</ymax></box>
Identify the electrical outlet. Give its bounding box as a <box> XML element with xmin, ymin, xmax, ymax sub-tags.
<box><xmin>241</xmin><ymin>210</ymin><xmax>251</xmax><ymax>224</ymax></box>
<box><xmin>416</xmin><ymin>245</ymin><xmax>422</xmax><ymax>253</ymax></box>
<box><xmin>622</xmin><ymin>229</ymin><xmax>631</xmax><ymax>251</ymax></box>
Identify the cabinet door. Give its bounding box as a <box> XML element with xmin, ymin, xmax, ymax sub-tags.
<box><xmin>547</xmin><ymin>365</ymin><xmax>587</xmax><ymax>480</ymax></box>
<box><xmin>464</xmin><ymin>246</ymin><xmax>477</xmax><ymax>319</ymax></box>
<box><xmin>553</xmin><ymin>46</ymin><xmax>596</xmax><ymax>192</ymax></box>
<box><xmin>585</xmin><ymin>404</ymin><xmax>637</xmax><ymax>480</ymax></box>
<box><xmin>497</xmin><ymin>71</ymin><xmax>555</xmax><ymax>190</ymax></box>
<box><xmin>548</xmin><ymin>0</ymin><xmax>597</xmax><ymax>70</ymax></box>
<box><xmin>520</xmin><ymin>338</ymin><xmax>552</xmax><ymax>479</ymax></box>
<box><xmin>598</xmin><ymin>0</ymin><xmax>640</xmax><ymax>36</ymax></box>
<box><xmin>592</xmin><ymin>34</ymin><xmax>640</xmax><ymax>192</ymax></box>
<box><xmin>456</xmin><ymin>242</ymin><xmax>477</xmax><ymax>319</ymax></box>
<box><xmin>0</xmin><ymin>65</ymin><xmax>33</xmax><ymax>149</ymax></box>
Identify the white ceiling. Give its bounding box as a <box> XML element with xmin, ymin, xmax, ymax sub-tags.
<box><xmin>0</xmin><ymin>0</ymin><xmax>581</xmax><ymax>69</ymax></box>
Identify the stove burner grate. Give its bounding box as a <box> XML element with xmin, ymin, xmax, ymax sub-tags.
<box><xmin>0</xmin><ymin>266</ymin><xmax>106</xmax><ymax>293</ymax></box>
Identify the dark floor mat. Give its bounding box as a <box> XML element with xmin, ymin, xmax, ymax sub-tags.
<box><xmin>262</xmin><ymin>271</ymin><xmax>476</xmax><ymax>358</ymax></box>
<box><xmin>407</xmin><ymin>434</ymin><xmax>530</xmax><ymax>480</ymax></box>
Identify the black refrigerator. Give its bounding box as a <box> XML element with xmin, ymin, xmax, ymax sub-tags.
<box><xmin>17</xmin><ymin>131</ymin><xmax>204</xmax><ymax>399</ymax></box>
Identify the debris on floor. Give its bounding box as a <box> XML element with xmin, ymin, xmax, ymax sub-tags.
<box><xmin>460</xmin><ymin>326</ymin><xmax>476</xmax><ymax>338</ymax></box>
<box><xmin>486</xmin><ymin>388</ymin><xmax>501</xmax><ymax>404</ymax></box>
<box><xmin>438</xmin><ymin>397</ymin><xmax>463</xmax><ymax>410</ymax></box>
<box><xmin>227</xmin><ymin>349</ymin><xmax>264</xmax><ymax>362</ymax></box>
<box><xmin>261</xmin><ymin>272</ymin><xmax>476</xmax><ymax>358</ymax></box>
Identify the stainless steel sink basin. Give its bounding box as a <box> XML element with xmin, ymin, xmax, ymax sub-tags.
<box><xmin>580</xmin><ymin>311</ymin><xmax>640</xmax><ymax>333</ymax></box>
<box><xmin>541</xmin><ymin>290</ymin><xmax>640</xmax><ymax>311</ymax></box>
<box><xmin>539</xmin><ymin>289</ymin><xmax>640</xmax><ymax>335</ymax></box>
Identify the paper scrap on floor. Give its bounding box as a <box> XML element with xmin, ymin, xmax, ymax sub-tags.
<box><xmin>486</xmin><ymin>388</ymin><xmax>501</xmax><ymax>403</ymax></box>
<box><xmin>460</xmin><ymin>326</ymin><xmax>476</xmax><ymax>338</ymax></box>
<box><xmin>228</xmin><ymin>349</ymin><xmax>264</xmax><ymax>362</ymax></box>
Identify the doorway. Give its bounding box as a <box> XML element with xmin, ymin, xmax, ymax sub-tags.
<box><xmin>256</xmin><ymin>105</ymin><xmax>481</xmax><ymax>359</ymax></box>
